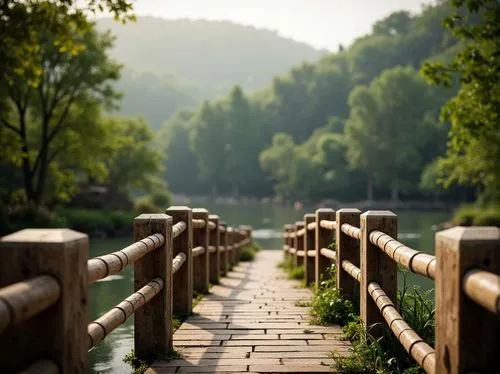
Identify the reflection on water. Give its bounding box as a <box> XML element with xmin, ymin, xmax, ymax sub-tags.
<box><xmin>88</xmin><ymin>201</ymin><xmax>450</xmax><ymax>373</ymax></box>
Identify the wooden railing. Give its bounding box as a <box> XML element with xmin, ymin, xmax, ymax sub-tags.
<box><xmin>283</xmin><ymin>208</ymin><xmax>500</xmax><ymax>373</ymax></box>
<box><xmin>0</xmin><ymin>206</ymin><xmax>252</xmax><ymax>373</ymax></box>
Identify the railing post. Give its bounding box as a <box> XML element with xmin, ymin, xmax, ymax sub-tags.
<box><xmin>294</xmin><ymin>221</ymin><xmax>304</xmax><ymax>268</ymax></box>
<box><xmin>134</xmin><ymin>214</ymin><xmax>173</xmax><ymax>359</ymax></box>
<box><xmin>227</xmin><ymin>226</ymin><xmax>235</xmax><ymax>268</ymax></box>
<box><xmin>315</xmin><ymin>208</ymin><xmax>335</xmax><ymax>287</ymax></box>
<box><xmin>166</xmin><ymin>206</ymin><xmax>193</xmax><ymax>316</ymax></box>
<box><xmin>193</xmin><ymin>208</ymin><xmax>209</xmax><ymax>295</ymax></box>
<box><xmin>304</xmin><ymin>213</ymin><xmax>316</xmax><ymax>286</ymax></box>
<box><xmin>435</xmin><ymin>226</ymin><xmax>500</xmax><ymax>373</ymax></box>
<box><xmin>360</xmin><ymin>211</ymin><xmax>397</xmax><ymax>337</ymax></box>
<box><xmin>284</xmin><ymin>224</ymin><xmax>293</xmax><ymax>260</ymax></box>
<box><xmin>208</xmin><ymin>215</ymin><xmax>220</xmax><ymax>284</ymax></box>
<box><xmin>336</xmin><ymin>208</ymin><xmax>361</xmax><ymax>304</ymax></box>
<box><xmin>0</xmin><ymin>229</ymin><xmax>88</xmax><ymax>373</ymax></box>
<box><xmin>219</xmin><ymin>221</ymin><xmax>228</xmax><ymax>276</ymax></box>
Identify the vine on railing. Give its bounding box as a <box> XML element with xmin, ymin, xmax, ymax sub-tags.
<box><xmin>283</xmin><ymin>208</ymin><xmax>500</xmax><ymax>373</ymax></box>
<box><xmin>0</xmin><ymin>206</ymin><xmax>253</xmax><ymax>373</ymax></box>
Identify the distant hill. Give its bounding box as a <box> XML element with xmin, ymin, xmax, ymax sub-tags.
<box><xmin>97</xmin><ymin>17</ymin><xmax>326</xmax><ymax>128</ymax></box>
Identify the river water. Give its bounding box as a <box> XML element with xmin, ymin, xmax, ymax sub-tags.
<box><xmin>88</xmin><ymin>201</ymin><xmax>450</xmax><ymax>373</ymax></box>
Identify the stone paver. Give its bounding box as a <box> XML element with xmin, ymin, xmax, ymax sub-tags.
<box><xmin>147</xmin><ymin>250</ymin><xmax>350</xmax><ymax>373</ymax></box>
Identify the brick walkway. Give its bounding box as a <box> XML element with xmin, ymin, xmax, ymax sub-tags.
<box><xmin>147</xmin><ymin>250</ymin><xmax>350</xmax><ymax>373</ymax></box>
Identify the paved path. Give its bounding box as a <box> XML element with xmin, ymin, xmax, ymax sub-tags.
<box><xmin>147</xmin><ymin>250</ymin><xmax>350</xmax><ymax>373</ymax></box>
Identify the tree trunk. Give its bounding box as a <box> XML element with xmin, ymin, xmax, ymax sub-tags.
<box><xmin>33</xmin><ymin>119</ymin><xmax>50</xmax><ymax>206</ymax></box>
<box><xmin>18</xmin><ymin>111</ymin><xmax>35</xmax><ymax>203</ymax></box>
<box><xmin>391</xmin><ymin>179</ymin><xmax>399</xmax><ymax>201</ymax></box>
<box><xmin>367</xmin><ymin>175</ymin><xmax>373</xmax><ymax>201</ymax></box>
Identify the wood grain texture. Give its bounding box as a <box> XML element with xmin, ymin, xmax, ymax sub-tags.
<box><xmin>0</xmin><ymin>228</ymin><xmax>88</xmax><ymax>373</ymax></box>
<box><xmin>134</xmin><ymin>214</ymin><xmax>173</xmax><ymax>360</ymax></box>
<box><xmin>360</xmin><ymin>211</ymin><xmax>397</xmax><ymax>338</ymax></box>
<box><xmin>193</xmin><ymin>209</ymin><xmax>209</xmax><ymax>294</ymax></box>
<box><xmin>435</xmin><ymin>226</ymin><xmax>500</xmax><ymax>373</ymax></box>
<box><xmin>166</xmin><ymin>207</ymin><xmax>193</xmax><ymax>317</ymax></box>
<box><xmin>208</xmin><ymin>215</ymin><xmax>220</xmax><ymax>284</ymax></box>
<box><xmin>303</xmin><ymin>214</ymin><xmax>316</xmax><ymax>286</ymax></box>
<box><xmin>336</xmin><ymin>209</ymin><xmax>361</xmax><ymax>304</ymax></box>
<box><xmin>315</xmin><ymin>209</ymin><xmax>335</xmax><ymax>288</ymax></box>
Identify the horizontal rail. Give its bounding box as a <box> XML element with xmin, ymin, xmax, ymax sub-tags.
<box><xmin>208</xmin><ymin>221</ymin><xmax>217</xmax><ymax>230</ymax></box>
<box><xmin>173</xmin><ymin>221</ymin><xmax>187</xmax><ymax>239</ymax></box>
<box><xmin>320</xmin><ymin>219</ymin><xmax>337</xmax><ymax>230</ymax></box>
<box><xmin>0</xmin><ymin>275</ymin><xmax>60</xmax><ymax>334</ymax></box>
<box><xmin>307</xmin><ymin>250</ymin><xmax>316</xmax><ymax>257</ymax></box>
<box><xmin>87</xmin><ymin>277</ymin><xmax>163</xmax><ymax>349</ymax></box>
<box><xmin>227</xmin><ymin>245</ymin><xmax>233</xmax><ymax>251</ymax></box>
<box><xmin>87</xmin><ymin>233</ymin><xmax>165</xmax><ymax>284</ymax></box>
<box><xmin>172</xmin><ymin>252</ymin><xmax>187</xmax><ymax>274</ymax></box>
<box><xmin>240</xmin><ymin>238</ymin><xmax>251</xmax><ymax>247</ymax></box>
<box><xmin>219</xmin><ymin>226</ymin><xmax>226</xmax><ymax>233</ymax></box>
<box><xmin>296</xmin><ymin>228</ymin><xmax>306</xmax><ymax>237</ymax></box>
<box><xmin>296</xmin><ymin>250</ymin><xmax>305</xmax><ymax>257</ymax></box>
<box><xmin>191</xmin><ymin>219</ymin><xmax>206</xmax><ymax>229</ymax></box>
<box><xmin>288</xmin><ymin>247</ymin><xmax>297</xmax><ymax>254</ymax></box>
<box><xmin>368</xmin><ymin>282</ymin><xmax>435</xmax><ymax>374</ymax></box>
<box><xmin>341</xmin><ymin>260</ymin><xmax>361</xmax><ymax>282</ymax></box>
<box><xmin>219</xmin><ymin>246</ymin><xmax>225</xmax><ymax>252</ymax></box>
<box><xmin>192</xmin><ymin>246</ymin><xmax>206</xmax><ymax>257</ymax></box>
<box><xmin>341</xmin><ymin>223</ymin><xmax>361</xmax><ymax>240</ymax></box>
<box><xmin>19</xmin><ymin>360</ymin><xmax>59</xmax><ymax>374</ymax></box>
<box><xmin>369</xmin><ymin>231</ymin><xmax>436</xmax><ymax>279</ymax></box>
<box><xmin>208</xmin><ymin>245</ymin><xmax>217</xmax><ymax>254</ymax></box>
<box><xmin>320</xmin><ymin>247</ymin><xmax>336</xmax><ymax>260</ymax></box>
<box><xmin>283</xmin><ymin>244</ymin><xmax>290</xmax><ymax>251</ymax></box>
<box><xmin>307</xmin><ymin>222</ymin><xmax>317</xmax><ymax>230</ymax></box>
<box><xmin>463</xmin><ymin>269</ymin><xmax>500</xmax><ymax>315</ymax></box>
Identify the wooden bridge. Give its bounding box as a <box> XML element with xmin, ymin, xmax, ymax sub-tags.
<box><xmin>0</xmin><ymin>206</ymin><xmax>499</xmax><ymax>373</ymax></box>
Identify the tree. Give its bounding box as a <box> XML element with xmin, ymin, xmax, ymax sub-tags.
<box><xmin>159</xmin><ymin>109</ymin><xmax>201</xmax><ymax>195</ymax></box>
<box><xmin>102</xmin><ymin>116</ymin><xmax>165</xmax><ymax>196</ymax></box>
<box><xmin>345</xmin><ymin>66</ymin><xmax>441</xmax><ymax>200</ymax></box>
<box><xmin>225</xmin><ymin>86</ymin><xmax>261</xmax><ymax>197</ymax></box>
<box><xmin>422</xmin><ymin>0</ymin><xmax>500</xmax><ymax>202</ymax></box>
<box><xmin>189</xmin><ymin>101</ymin><xmax>228</xmax><ymax>196</ymax></box>
<box><xmin>0</xmin><ymin>12</ymin><xmax>121</xmax><ymax>206</ymax></box>
<box><xmin>0</xmin><ymin>0</ymin><xmax>132</xmax><ymax>86</ymax></box>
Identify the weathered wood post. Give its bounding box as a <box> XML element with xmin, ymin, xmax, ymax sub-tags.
<box><xmin>315</xmin><ymin>208</ymin><xmax>335</xmax><ymax>287</ymax></box>
<box><xmin>360</xmin><ymin>211</ymin><xmax>397</xmax><ymax>337</ymax></box>
<box><xmin>0</xmin><ymin>229</ymin><xmax>88</xmax><ymax>373</ymax></box>
<box><xmin>134</xmin><ymin>214</ymin><xmax>173</xmax><ymax>358</ymax></box>
<box><xmin>284</xmin><ymin>224</ymin><xmax>293</xmax><ymax>260</ymax></box>
<box><xmin>219</xmin><ymin>221</ymin><xmax>228</xmax><ymax>276</ymax></box>
<box><xmin>435</xmin><ymin>226</ymin><xmax>500</xmax><ymax>373</ymax></box>
<box><xmin>304</xmin><ymin>213</ymin><xmax>316</xmax><ymax>285</ymax></box>
<box><xmin>294</xmin><ymin>221</ymin><xmax>305</xmax><ymax>268</ymax></box>
<box><xmin>166</xmin><ymin>206</ymin><xmax>193</xmax><ymax>316</ymax></box>
<box><xmin>193</xmin><ymin>208</ymin><xmax>209</xmax><ymax>295</ymax></box>
<box><xmin>227</xmin><ymin>226</ymin><xmax>235</xmax><ymax>268</ymax></box>
<box><xmin>336</xmin><ymin>209</ymin><xmax>361</xmax><ymax>304</ymax></box>
<box><xmin>208</xmin><ymin>215</ymin><xmax>220</xmax><ymax>284</ymax></box>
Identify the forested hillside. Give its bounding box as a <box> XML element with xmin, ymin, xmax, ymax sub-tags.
<box><xmin>96</xmin><ymin>17</ymin><xmax>326</xmax><ymax>128</ymax></box>
<box><xmin>160</xmin><ymin>1</ymin><xmax>477</xmax><ymax>202</ymax></box>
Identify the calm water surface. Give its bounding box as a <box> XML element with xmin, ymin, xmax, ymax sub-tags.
<box><xmin>89</xmin><ymin>201</ymin><xmax>450</xmax><ymax>373</ymax></box>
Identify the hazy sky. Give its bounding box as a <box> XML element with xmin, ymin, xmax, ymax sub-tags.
<box><xmin>129</xmin><ymin>0</ymin><xmax>435</xmax><ymax>51</ymax></box>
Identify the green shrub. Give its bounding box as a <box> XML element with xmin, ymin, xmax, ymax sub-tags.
<box><xmin>331</xmin><ymin>270</ymin><xmax>435</xmax><ymax>373</ymax></box>
<box><xmin>473</xmin><ymin>206</ymin><xmax>500</xmax><ymax>226</ymax></box>
<box><xmin>150</xmin><ymin>190</ymin><xmax>171</xmax><ymax>209</ymax></box>
<box><xmin>310</xmin><ymin>265</ymin><xmax>356</xmax><ymax>325</ymax></box>
<box><xmin>452</xmin><ymin>204</ymin><xmax>500</xmax><ymax>227</ymax></box>
<box><xmin>134</xmin><ymin>196</ymin><xmax>162</xmax><ymax>214</ymax></box>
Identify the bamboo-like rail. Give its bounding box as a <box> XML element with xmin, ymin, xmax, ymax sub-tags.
<box><xmin>87</xmin><ymin>277</ymin><xmax>164</xmax><ymax>349</ymax></box>
<box><xmin>369</xmin><ymin>230</ymin><xmax>436</xmax><ymax>279</ymax></box>
<box><xmin>0</xmin><ymin>206</ymin><xmax>253</xmax><ymax>373</ymax></box>
<box><xmin>0</xmin><ymin>275</ymin><xmax>60</xmax><ymax>334</ymax></box>
<box><xmin>282</xmin><ymin>208</ymin><xmax>500</xmax><ymax>373</ymax></box>
<box><xmin>87</xmin><ymin>233</ymin><xmax>165</xmax><ymax>284</ymax></box>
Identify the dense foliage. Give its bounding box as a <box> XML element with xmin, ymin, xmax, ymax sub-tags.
<box><xmin>159</xmin><ymin>1</ymin><xmax>487</xmax><ymax>203</ymax></box>
<box><xmin>0</xmin><ymin>1</ymin><xmax>168</xmax><ymax>234</ymax></box>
